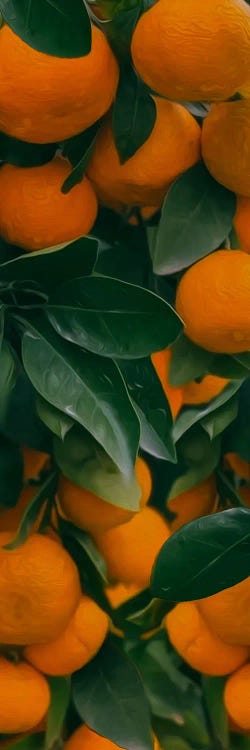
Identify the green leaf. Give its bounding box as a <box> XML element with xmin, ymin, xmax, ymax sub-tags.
<box><xmin>209</xmin><ymin>354</ymin><xmax>249</xmax><ymax>379</ymax></box>
<box><xmin>58</xmin><ymin>517</ymin><xmax>108</xmax><ymax>584</ymax></box>
<box><xmin>0</xmin><ymin>435</ymin><xmax>23</xmax><ymax>508</ymax></box>
<box><xmin>72</xmin><ymin>639</ymin><xmax>153</xmax><ymax>750</ymax></box>
<box><xmin>173</xmin><ymin>381</ymin><xmax>242</xmax><ymax>443</ymax></box>
<box><xmin>216</xmin><ymin>469</ymin><xmax>244</xmax><ymax>509</ymax></box>
<box><xmin>5</xmin><ymin>470</ymin><xmax>57</xmax><ymax>549</ymax></box>
<box><xmin>0</xmin><ymin>236</ymin><xmax>98</xmax><ymax>292</ymax></box>
<box><xmin>113</xmin><ymin>65</ymin><xmax>156</xmax><ymax>163</ymax></box>
<box><xmin>223</xmin><ymin>380</ymin><xmax>250</xmax><ymax>462</ymax></box>
<box><xmin>2</xmin><ymin>370</ymin><xmax>52</xmax><ymax>453</ymax></box>
<box><xmin>127</xmin><ymin>597</ymin><xmax>172</xmax><ymax>630</ymax></box>
<box><xmin>54</xmin><ymin>427</ymin><xmax>141</xmax><ymax>510</ymax></box>
<box><xmin>62</xmin><ymin>128</ymin><xmax>100</xmax><ymax>194</ymax></box>
<box><xmin>21</xmin><ymin>315</ymin><xmax>140</xmax><ymax>474</ymax></box>
<box><xmin>45</xmin><ymin>676</ymin><xmax>71</xmax><ymax>750</ymax></box>
<box><xmin>0</xmin><ymin>0</ymin><xmax>91</xmax><ymax>57</ymax></box>
<box><xmin>36</xmin><ymin>395</ymin><xmax>74</xmax><ymax>440</ymax></box>
<box><xmin>202</xmin><ymin>676</ymin><xmax>229</xmax><ymax>750</ymax></box>
<box><xmin>60</xmin><ymin>517</ymin><xmax>110</xmax><ymax>612</ymax></box>
<box><xmin>105</xmin><ymin>4</ymin><xmax>141</xmax><ymax>62</ymax></box>
<box><xmin>1</xmin><ymin>734</ymin><xmax>45</xmax><ymax>750</ymax></box>
<box><xmin>0</xmin><ymin>340</ymin><xmax>19</xmax><ymax>422</ymax></box>
<box><xmin>47</xmin><ymin>275</ymin><xmax>182</xmax><ymax>358</ymax></box>
<box><xmin>118</xmin><ymin>358</ymin><xmax>176</xmax><ymax>462</ymax></box>
<box><xmin>201</xmin><ymin>395</ymin><xmax>238</xmax><ymax>440</ymax></box>
<box><xmin>168</xmin><ymin>434</ymin><xmax>221</xmax><ymax>501</ymax></box>
<box><xmin>233</xmin><ymin>351</ymin><xmax>250</xmax><ymax>370</ymax></box>
<box><xmin>0</xmin><ymin>131</ymin><xmax>56</xmax><ymax>167</ymax></box>
<box><xmin>151</xmin><ymin>507</ymin><xmax>250</xmax><ymax>602</ymax></box>
<box><xmin>151</xmin><ymin>162</ymin><xmax>236</xmax><ymax>275</ymax></box>
<box><xmin>169</xmin><ymin>334</ymin><xmax>212</xmax><ymax>386</ymax></box>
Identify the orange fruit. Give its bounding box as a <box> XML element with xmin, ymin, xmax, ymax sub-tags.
<box><xmin>87</xmin><ymin>97</ymin><xmax>200</xmax><ymax>210</ymax></box>
<box><xmin>0</xmin><ymin>25</ymin><xmax>118</xmax><ymax>144</ymax></box>
<box><xmin>167</xmin><ymin>475</ymin><xmax>217</xmax><ymax>533</ymax></box>
<box><xmin>128</xmin><ymin>205</ymin><xmax>160</xmax><ymax>225</ymax></box>
<box><xmin>225</xmin><ymin>453</ymin><xmax>250</xmax><ymax>480</ymax></box>
<box><xmin>182</xmin><ymin>375</ymin><xmax>229</xmax><ymax>405</ymax></box>
<box><xmin>65</xmin><ymin>725</ymin><xmax>159</xmax><ymax>750</ymax></box>
<box><xmin>166</xmin><ymin>601</ymin><xmax>248</xmax><ymax>675</ymax></box>
<box><xmin>0</xmin><ymin>657</ymin><xmax>50</xmax><ymax>734</ymax></box>
<box><xmin>0</xmin><ymin>531</ymin><xmax>81</xmax><ymax>644</ymax></box>
<box><xmin>0</xmin><ymin>157</ymin><xmax>97</xmax><ymax>252</ymax></box>
<box><xmin>131</xmin><ymin>0</ymin><xmax>250</xmax><ymax>102</ymax></box>
<box><xmin>202</xmin><ymin>99</ymin><xmax>250</xmax><ymax>197</ymax></box>
<box><xmin>224</xmin><ymin>663</ymin><xmax>250</xmax><ymax>731</ymax></box>
<box><xmin>234</xmin><ymin>196</ymin><xmax>250</xmax><ymax>252</ymax></box>
<box><xmin>198</xmin><ymin>576</ymin><xmax>250</xmax><ymax>646</ymax></box>
<box><xmin>106</xmin><ymin>582</ymin><xmax>142</xmax><ymax>608</ymax></box>
<box><xmin>239</xmin><ymin>485</ymin><xmax>250</xmax><ymax>507</ymax></box>
<box><xmin>151</xmin><ymin>349</ymin><xmax>183</xmax><ymax>419</ymax></box>
<box><xmin>94</xmin><ymin>507</ymin><xmax>170</xmax><ymax>589</ymax></box>
<box><xmin>0</xmin><ymin>486</ymin><xmax>36</xmax><ymax>533</ymax></box>
<box><xmin>175</xmin><ymin>250</ymin><xmax>250</xmax><ymax>353</ymax></box>
<box><xmin>22</xmin><ymin>446</ymin><xmax>49</xmax><ymax>481</ymax></box>
<box><xmin>25</xmin><ymin>595</ymin><xmax>108</xmax><ymax>676</ymax></box>
<box><xmin>58</xmin><ymin>457</ymin><xmax>152</xmax><ymax>535</ymax></box>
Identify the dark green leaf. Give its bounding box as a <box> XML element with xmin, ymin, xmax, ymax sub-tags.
<box><xmin>209</xmin><ymin>354</ymin><xmax>249</xmax><ymax>379</ymax></box>
<box><xmin>0</xmin><ymin>435</ymin><xmax>23</xmax><ymax>508</ymax></box>
<box><xmin>21</xmin><ymin>315</ymin><xmax>140</xmax><ymax>473</ymax></box>
<box><xmin>127</xmin><ymin>597</ymin><xmax>172</xmax><ymax>630</ymax></box>
<box><xmin>113</xmin><ymin>66</ymin><xmax>156</xmax><ymax>163</ymax></box>
<box><xmin>0</xmin><ymin>131</ymin><xmax>56</xmax><ymax>167</ymax></box>
<box><xmin>1</xmin><ymin>370</ymin><xmax>52</xmax><ymax>453</ymax></box>
<box><xmin>60</xmin><ymin>517</ymin><xmax>110</xmax><ymax>612</ymax></box>
<box><xmin>118</xmin><ymin>358</ymin><xmax>176</xmax><ymax>462</ymax></box>
<box><xmin>47</xmin><ymin>275</ymin><xmax>182</xmax><ymax>358</ymax></box>
<box><xmin>2</xmin><ymin>734</ymin><xmax>45</xmax><ymax>750</ymax></box>
<box><xmin>72</xmin><ymin>639</ymin><xmax>153</xmax><ymax>750</ymax></box>
<box><xmin>62</xmin><ymin>129</ymin><xmax>100</xmax><ymax>193</ymax></box>
<box><xmin>0</xmin><ymin>0</ymin><xmax>91</xmax><ymax>57</ymax></box>
<box><xmin>36</xmin><ymin>395</ymin><xmax>74</xmax><ymax>440</ymax></box>
<box><xmin>233</xmin><ymin>352</ymin><xmax>250</xmax><ymax>370</ymax></box>
<box><xmin>173</xmin><ymin>381</ymin><xmax>242</xmax><ymax>443</ymax></box>
<box><xmin>54</xmin><ymin>427</ymin><xmax>141</xmax><ymax>510</ymax></box>
<box><xmin>151</xmin><ymin>162</ymin><xmax>236</xmax><ymax>275</ymax></box>
<box><xmin>58</xmin><ymin>517</ymin><xmax>108</xmax><ymax>584</ymax></box>
<box><xmin>223</xmin><ymin>379</ymin><xmax>250</xmax><ymax>462</ymax></box>
<box><xmin>169</xmin><ymin>335</ymin><xmax>212</xmax><ymax>386</ymax></box>
<box><xmin>202</xmin><ymin>676</ymin><xmax>229</xmax><ymax>750</ymax></box>
<box><xmin>0</xmin><ymin>236</ymin><xmax>98</xmax><ymax>292</ymax></box>
<box><xmin>105</xmin><ymin>4</ymin><xmax>141</xmax><ymax>62</ymax></box>
<box><xmin>45</xmin><ymin>676</ymin><xmax>71</xmax><ymax>750</ymax></box>
<box><xmin>154</xmin><ymin>716</ymin><xmax>210</xmax><ymax>749</ymax></box>
<box><xmin>5</xmin><ymin>469</ymin><xmax>57</xmax><ymax>549</ymax></box>
<box><xmin>168</xmin><ymin>434</ymin><xmax>221</xmax><ymax>500</ymax></box>
<box><xmin>151</xmin><ymin>507</ymin><xmax>250</xmax><ymax>602</ymax></box>
<box><xmin>0</xmin><ymin>340</ymin><xmax>19</xmax><ymax>422</ymax></box>
<box><xmin>201</xmin><ymin>396</ymin><xmax>238</xmax><ymax>440</ymax></box>
<box><xmin>216</xmin><ymin>470</ymin><xmax>244</xmax><ymax>509</ymax></box>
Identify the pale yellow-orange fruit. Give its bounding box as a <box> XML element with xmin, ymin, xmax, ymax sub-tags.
<box><xmin>95</xmin><ymin>507</ymin><xmax>170</xmax><ymax>589</ymax></box>
<box><xmin>0</xmin><ymin>25</ymin><xmax>118</xmax><ymax>144</ymax></box>
<box><xmin>175</xmin><ymin>250</ymin><xmax>250</xmax><ymax>353</ymax></box>
<box><xmin>0</xmin><ymin>658</ymin><xmax>50</xmax><ymax>734</ymax></box>
<box><xmin>0</xmin><ymin>532</ymin><xmax>81</xmax><ymax>644</ymax></box>
<box><xmin>25</xmin><ymin>595</ymin><xmax>108</xmax><ymax>675</ymax></box>
<box><xmin>224</xmin><ymin>663</ymin><xmax>250</xmax><ymax>731</ymax></box>
<box><xmin>87</xmin><ymin>97</ymin><xmax>200</xmax><ymax>210</ymax></box>
<box><xmin>131</xmin><ymin>0</ymin><xmax>250</xmax><ymax>102</ymax></box>
<box><xmin>198</xmin><ymin>576</ymin><xmax>250</xmax><ymax>645</ymax></box>
<box><xmin>0</xmin><ymin>157</ymin><xmax>97</xmax><ymax>252</ymax></box>
<box><xmin>202</xmin><ymin>99</ymin><xmax>250</xmax><ymax>197</ymax></box>
<box><xmin>168</xmin><ymin>475</ymin><xmax>217</xmax><ymax>533</ymax></box>
<box><xmin>166</xmin><ymin>601</ymin><xmax>248</xmax><ymax>675</ymax></box>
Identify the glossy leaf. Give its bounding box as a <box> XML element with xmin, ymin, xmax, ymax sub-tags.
<box><xmin>62</xmin><ymin>128</ymin><xmax>100</xmax><ymax>193</ymax></box>
<box><xmin>72</xmin><ymin>639</ymin><xmax>153</xmax><ymax>750</ymax></box>
<box><xmin>209</xmin><ymin>354</ymin><xmax>249</xmax><ymax>379</ymax></box>
<box><xmin>169</xmin><ymin>334</ymin><xmax>212</xmax><ymax>386</ymax></box>
<box><xmin>151</xmin><ymin>162</ymin><xmax>236</xmax><ymax>275</ymax></box>
<box><xmin>0</xmin><ymin>0</ymin><xmax>91</xmax><ymax>57</ymax></box>
<box><xmin>119</xmin><ymin>358</ymin><xmax>176</xmax><ymax>462</ymax></box>
<box><xmin>45</xmin><ymin>676</ymin><xmax>71</xmax><ymax>750</ymax></box>
<box><xmin>0</xmin><ymin>236</ymin><xmax>98</xmax><ymax>291</ymax></box>
<box><xmin>151</xmin><ymin>507</ymin><xmax>250</xmax><ymax>602</ymax></box>
<box><xmin>168</xmin><ymin>434</ymin><xmax>221</xmax><ymax>500</ymax></box>
<box><xmin>21</xmin><ymin>315</ymin><xmax>140</xmax><ymax>473</ymax></box>
<box><xmin>113</xmin><ymin>66</ymin><xmax>156</xmax><ymax>163</ymax></box>
<box><xmin>58</xmin><ymin>517</ymin><xmax>108</xmax><ymax>584</ymax></box>
<box><xmin>5</xmin><ymin>470</ymin><xmax>57</xmax><ymax>549</ymax></box>
<box><xmin>0</xmin><ymin>340</ymin><xmax>19</xmax><ymax>422</ymax></box>
<box><xmin>36</xmin><ymin>395</ymin><xmax>74</xmax><ymax>440</ymax></box>
<box><xmin>47</xmin><ymin>275</ymin><xmax>182</xmax><ymax>358</ymax></box>
<box><xmin>233</xmin><ymin>352</ymin><xmax>250</xmax><ymax>370</ymax></box>
<box><xmin>60</xmin><ymin>517</ymin><xmax>110</xmax><ymax>613</ymax></box>
<box><xmin>54</xmin><ymin>428</ymin><xmax>141</xmax><ymax>510</ymax></box>
<box><xmin>173</xmin><ymin>381</ymin><xmax>242</xmax><ymax>443</ymax></box>
<box><xmin>201</xmin><ymin>396</ymin><xmax>238</xmax><ymax>440</ymax></box>
<box><xmin>202</xmin><ymin>677</ymin><xmax>229</xmax><ymax>750</ymax></box>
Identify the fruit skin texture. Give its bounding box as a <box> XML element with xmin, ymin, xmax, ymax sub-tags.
<box><xmin>202</xmin><ymin>100</ymin><xmax>250</xmax><ymax>197</ymax></box>
<box><xmin>65</xmin><ymin>725</ymin><xmax>159</xmax><ymax>750</ymax></box>
<box><xmin>0</xmin><ymin>531</ymin><xmax>81</xmax><ymax>645</ymax></box>
<box><xmin>198</xmin><ymin>576</ymin><xmax>250</xmax><ymax>646</ymax></box>
<box><xmin>94</xmin><ymin>507</ymin><xmax>170</xmax><ymax>589</ymax></box>
<box><xmin>167</xmin><ymin>475</ymin><xmax>217</xmax><ymax>533</ymax></box>
<box><xmin>234</xmin><ymin>195</ymin><xmax>250</xmax><ymax>252</ymax></box>
<box><xmin>0</xmin><ymin>25</ymin><xmax>118</xmax><ymax>144</ymax></box>
<box><xmin>131</xmin><ymin>0</ymin><xmax>250</xmax><ymax>103</ymax></box>
<box><xmin>182</xmin><ymin>375</ymin><xmax>229</xmax><ymax>406</ymax></box>
<box><xmin>0</xmin><ymin>657</ymin><xmax>50</xmax><ymax>734</ymax></box>
<box><xmin>166</xmin><ymin>601</ymin><xmax>248</xmax><ymax>675</ymax></box>
<box><xmin>0</xmin><ymin>157</ymin><xmax>97</xmax><ymax>252</ymax></box>
<box><xmin>151</xmin><ymin>349</ymin><xmax>183</xmax><ymax>419</ymax></box>
<box><xmin>224</xmin><ymin>663</ymin><xmax>250</xmax><ymax>731</ymax></box>
<box><xmin>25</xmin><ymin>595</ymin><xmax>108</xmax><ymax>676</ymax></box>
<box><xmin>87</xmin><ymin>97</ymin><xmax>200</xmax><ymax>210</ymax></box>
<box><xmin>58</xmin><ymin>456</ymin><xmax>152</xmax><ymax>534</ymax></box>
<box><xmin>175</xmin><ymin>250</ymin><xmax>250</xmax><ymax>354</ymax></box>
